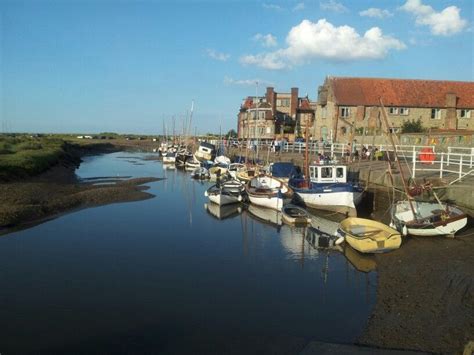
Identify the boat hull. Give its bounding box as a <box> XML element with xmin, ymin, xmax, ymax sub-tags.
<box><xmin>208</xmin><ymin>193</ymin><xmax>241</xmax><ymax>206</ymax></box>
<box><xmin>248</xmin><ymin>194</ymin><xmax>286</xmax><ymax>210</ymax></box>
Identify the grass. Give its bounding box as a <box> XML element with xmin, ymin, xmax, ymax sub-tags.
<box><xmin>0</xmin><ymin>135</ymin><xmax>67</xmax><ymax>180</ymax></box>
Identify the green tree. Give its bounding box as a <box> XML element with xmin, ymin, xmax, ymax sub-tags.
<box><xmin>227</xmin><ymin>129</ymin><xmax>237</xmax><ymax>138</ymax></box>
<box><xmin>401</xmin><ymin>118</ymin><xmax>424</xmax><ymax>133</ymax></box>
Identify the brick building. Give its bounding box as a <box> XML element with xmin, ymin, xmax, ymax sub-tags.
<box><xmin>315</xmin><ymin>77</ymin><xmax>474</xmax><ymax>142</ymax></box>
<box><xmin>237</xmin><ymin>87</ymin><xmax>316</xmax><ymax>141</ymax></box>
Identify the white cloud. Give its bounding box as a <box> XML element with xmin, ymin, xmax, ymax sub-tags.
<box><xmin>240</xmin><ymin>19</ymin><xmax>406</xmax><ymax>70</ymax></box>
<box><xmin>206</xmin><ymin>49</ymin><xmax>230</xmax><ymax>61</ymax></box>
<box><xmin>223</xmin><ymin>76</ymin><xmax>274</xmax><ymax>87</ymax></box>
<box><xmin>320</xmin><ymin>0</ymin><xmax>348</xmax><ymax>13</ymax></box>
<box><xmin>253</xmin><ymin>33</ymin><xmax>278</xmax><ymax>48</ymax></box>
<box><xmin>400</xmin><ymin>0</ymin><xmax>468</xmax><ymax>36</ymax></box>
<box><xmin>359</xmin><ymin>8</ymin><xmax>393</xmax><ymax>19</ymax></box>
<box><xmin>262</xmin><ymin>3</ymin><xmax>282</xmax><ymax>11</ymax></box>
<box><xmin>293</xmin><ymin>2</ymin><xmax>305</xmax><ymax>11</ymax></box>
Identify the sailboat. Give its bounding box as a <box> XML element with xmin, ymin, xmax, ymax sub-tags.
<box><xmin>204</xmin><ymin>179</ymin><xmax>246</xmax><ymax>205</ymax></box>
<box><xmin>245</xmin><ymin>175</ymin><xmax>293</xmax><ymax>210</ymax></box>
<box><xmin>377</xmin><ymin>99</ymin><xmax>468</xmax><ymax>237</ymax></box>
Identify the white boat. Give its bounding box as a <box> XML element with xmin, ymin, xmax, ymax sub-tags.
<box><xmin>162</xmin><ymin>151</ymin><xmax>176</xmax><ymax>164</ymax></box>
<box><xmin>390</xmin><ymin>200</ymin><xmax>468</xmax><ymax>237</ymax></box>
<box><xmin>194</xmin><ymin>142</ymin><xmax>216</xmax><ymax>162</ymax></box>
<box><xmin>185</xmin><ymin>155</ymin><xmax>201</xmax><ymax>170</ymax></box>
<box><xmin>204</xmin><ymin>180</ymin><xmax>245</xmax><ymax>205</ymax></box>
<box><xmin>246</xmin><ymin>175</ymin><xmax>293</xmax><ymax>210</ymax></box>
<box><xmin>214</xmin><ymin>155</ymin><xmax>231</xmax><ymax>166</ymax></box>
<box><xmin>289</xmin><ymin>164</ymin><xmax>363</xmax><ymax>216</ymax></box>
<box><xmin>228</xmin><ymin>163</ymin><xmax>246</xmax><ymax>179</ymax></box>
<box><xmin>191</xmin><ymin>167</ymin><xmax>209</xmax><ymax>179</ymax></box>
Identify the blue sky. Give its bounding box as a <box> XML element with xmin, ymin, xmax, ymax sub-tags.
<box><xmin>1</xmin><ymin>0</ymin><xmax>473</xmax><ymax>134</ymax></box>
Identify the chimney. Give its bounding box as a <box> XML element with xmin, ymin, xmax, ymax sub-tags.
<box><xmin>445</xmin><ymin>93</ymin><xmax>457</xmax><ymax>129</ymax></box>
<box><xmin>266</xmin><ymin>87</ymin><xmax>276</xmax><ymax>115</ymax></box>
<box><xmin>290</xmin><ymin>87</ymin><xmax>298</xmax><ymax>118</ymax></box>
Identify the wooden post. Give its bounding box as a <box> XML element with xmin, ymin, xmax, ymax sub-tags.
<box><xmin>412</xmin><ymin>149</ymin><xmax>416</xmax><ymax>179</ymax></box>
<box><xmin>440</xmin><ymin>153</ymin><xmax>444</xmax><ymax>179</ymax></box>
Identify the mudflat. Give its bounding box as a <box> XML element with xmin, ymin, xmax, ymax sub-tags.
<box><xmin>0</xmin><ymin>163</ymin><xmax>162</xmax><ymax>235</ymax></box>
<box><xmin>359</xmin><ymin>230</ymin><xmax>474</xmax><ymax>354</ymax></box>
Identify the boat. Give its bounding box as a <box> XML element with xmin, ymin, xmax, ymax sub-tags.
<box><xmin>209</xmin><ymin>166</ymin><xmax>228</xmax><ymax>181</ymax></box>
<box><xmin>162</xmin><ymin>150</ymin><xmax>176</xmax><ymax>164</ymax></box>
<box><xmin>175</xmin><ymin>148</ymin><xmax>192</xmax><ymax>168</ymax></box>
<box><xmin>246</xmin><ymin>175</ymin><xmax>293</xmax><ymax>210</ymax></box>
<box><xmin>228</xmin><ymin>163</ymin><xmax>246</xmax><ymax>179</ymax></box>
<box><xmin>194</xmin><ymin>141</ymin><xmax>216</xmax><ymax>162</ymax></box>
<box><xmin>337</xmin><ymin>217</ymin><xmax>402</xmax><ymax>253</ymax></box>
<box><xmin>204</xmin><ymin>179</ymin><xmax>245</xmax><ymax>205</ymax></box>
<box><xmin>191</xmin><ymin>167</ymin><xmax>209</xmax><ymax>180</ymax></box>
<box><xmin>204</xmin><ymin>203</ymin><xmax>242</xmax><ymax>220</ymax></box>
<box><xmin>236</xmin><ymin>165</ymin><xmax>259</xmax><ymax>182</ymax></box>
<box><xmin>390</xmin><ymin>200</ymin><xmax>467</xmax><ymax>237</ymax></box>
<box><xmin>281</xmin><ymin>204</ymin><xmax>311</xmax><ymax>225</ymax></box>
<box><xmin>214</xmin><ymin>155</ymin><xmax>231</xmax><ymax>166</ymax></box>
<box><xmin>184</xmin><ymin>155</ymin><xmax>201</xmax><ymax>170</ymax></box>
<box><xmin>289</xmin><ymin>163</ymin><xmax>364</xmax><ymax>216</ymax></box>
<box><xmin>267</xmin><ymin>162</ymin><xmax>298</xmax><ymax>183</ymax></box>
<box><xmin>377</xmin><ymin>99</ymin><xmax>468</xmax><ymax>238</ymax></box>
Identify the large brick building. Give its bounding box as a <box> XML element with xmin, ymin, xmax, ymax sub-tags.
<box><xmin>315</xmin><ymin>77</ymin><xmax>474</xmax><ymax>142</ymax></box>
<box><xmin>237</xmin><ymin>87</ymin><xmax>316</xmax><ymax>141</ymax></box>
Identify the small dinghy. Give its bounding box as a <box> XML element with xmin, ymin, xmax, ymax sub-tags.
<box><xmin>191</xmin><ymin>167</ymin><xmax>209</xmax><ymax>180</ymax></box>
<box><xmin>338</xmin><ymin>217</ymin><xmax>402</xmax><ymax>254</ymax></box>
<box><xmin>281</xmin><ymin>204</ymin><xmax>312</xmax><ymax>225</ymax></box>
<box><xmin>209</xmin><ymin>166</ymin><xmax>228</xmax><ymax>180</ymax></box>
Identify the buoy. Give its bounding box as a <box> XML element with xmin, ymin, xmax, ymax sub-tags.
<box><xmin>335</xmin><ymin>236</ymin><xmax>345</xmax><ymax>245</ymax></box>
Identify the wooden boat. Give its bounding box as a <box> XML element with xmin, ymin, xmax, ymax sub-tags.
<box><xmin>236</xmin><ymin>166</ymin><xmax>259</xmax><ymax>182</ymax></box>
<box><xmin>205</xmin><ymin>179</ymin><xmax>245</xmax><ymax>205</ymax></box>
<box><xmin>390</xmin><ymin>200</ymin><xmax>468</xmax><ymax>237</ymax></box>
<box><xmin>338</xmin><ymin>217</ymin><xmax>402</xmax><ymax>253</ymax></box>
<box><xmin>246</xmin><ymin>175</ymin><xmax>293</xmax><ymax>210</ymax></box>
<box><xmin>281</xmin><ymin>204</ymin><xmax>311</xmax><ymax>225</ymax></box>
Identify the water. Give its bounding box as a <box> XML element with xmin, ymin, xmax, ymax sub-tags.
<box><xmin>0</xmin><ymin>152</ymin><xmax>376</xmax><ymax>354</ymax></box>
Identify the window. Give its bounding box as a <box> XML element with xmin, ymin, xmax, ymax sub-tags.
<box><xmin>281</xmin><ymin>99</ymin><xmax>290</xmax><ymax>107</ymax></box>
<box><xmin>399</xmin><ymin>107</ymin><xmax>409</xmax><ymax>115</ymax></box>
<box><xmin>460</xmin><ymin>109</ymin><xmax>471</xmax><ymax>119</ymax></box>
<box><xmin>321</xmin><ymin>167</ymin><xmax>333</xmax><ymax>178</ymax></box>
<box><xmin>321</xmin><ymin>106</ymin><xmax>327</xmax><ymax>119</ymax></box>
<box><xmin>431</xmin><ymin>108</ymin><xmax>441</xmax><ymax>119</ymax></box>
<box><xmin>266</xmin><ymin>127</ymin><xmax>272</xmax><ymax>134</ymax></box>
<box><xmin>340</xmin><ymin>107</ymin><xmax>350</xmax><ymax>118</ymax></box>
<box><xmin>336</xmin><ymin>167</ymin><xmax>344</xmax><ymax>179</ymax></box>
<box><xmin>389</xmin><ymin>127</ymin><xmax>400</xmax><ymax>134</ymax></box>
<box><xmin>389</xmin><ymin>107</ymin><xmax>398</xmax><ymax>115</ymax></box>
<box><xmin>276</xmin><ymin>99</ymin><xmax>281</xmax><ymax>106</ymax></box>
<box><xmin>258</xmin><ymin>111</ymin><xmax>265</xmax><ymax>119</ymax></box>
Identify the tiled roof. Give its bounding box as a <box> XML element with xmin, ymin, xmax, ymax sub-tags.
<box><xmin>329</xmin><ymin>77</ymin><xmax>474</xmax><ymax>109</ymax></box>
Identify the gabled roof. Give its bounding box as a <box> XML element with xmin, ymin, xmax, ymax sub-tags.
<box><xmin>328</xmin><ymin>77</ymin><xmax>474</xmax><ymax>109</ymax></box>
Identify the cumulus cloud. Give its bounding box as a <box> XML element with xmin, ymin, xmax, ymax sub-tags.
<box><xmin>359</xmin><ymin>8</ymin><xmax>393</xmax><ymax>19</ymax></box>
<box><xmin>253</xmin><ymin>33</ymin><xmax>278</xmax><ymax>48</ymax></box>
<box><xmin>320</xmin><ymin>0</ymin><xmax>348</xmax><ymax>13</ymax></box>
<box><xmin>206</xmin><ymin>49</ymin><xmax>230</xmax><ymax>61</ymax></box>
<box><xmin>223</xmin><ymin>76</ymin><xmax>274</xmax><ymax>87</ymax></box>
<box><xmin>262</xmin><ymin>3</ymin><xmax>282</xmax><ymax>11</ymax></box>
<box><xmin>400</xmin><ymin>0</ymin><xmax>468</xmax><ymax>36</ymax></box>
<box><xmin>240</xmin><ymin>19</ymin><xmax>406</xmax><ymax>70</ymax></box>
<box><xmin>293</xmin><ymin>2</ymin><xmax>305</xmax><ymax>11</ymax></box>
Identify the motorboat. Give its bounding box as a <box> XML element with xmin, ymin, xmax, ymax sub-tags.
<box><xmin>289</xmin><ymin>163</ymin><xmax>364</xmax><ymax>216</ymax></box>
<box><xmin>194</xmin><ymin>142</ymin><xmax>216</xmax><ymax>162</ymax></box>
<box><xmin>338</xmin><ymin>217</ymin><xmax>402</xmax><ymax>253</ymax></box>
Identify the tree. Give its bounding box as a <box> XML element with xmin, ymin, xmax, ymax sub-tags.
<box><xmin>401</xmin><ymin>118</ymin><xmax>424</xmax><ymax>133</ymax></box>
<box><xmin>227</xmin><ymin>129</ymin><xmax>237</xmax><ymax>138</ymax></box>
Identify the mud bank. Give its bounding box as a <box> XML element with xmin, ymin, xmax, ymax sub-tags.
<box><xmin>358</xmin><ymin>231</ymin><xmax>474</xmax><ymax>354</ymax></box>
<box><xmin>0</xmin><ymin>160</ymin><xmax>162</xmax><ymax>235</ymax></box>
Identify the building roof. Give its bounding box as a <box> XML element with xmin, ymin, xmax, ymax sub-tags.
<box><xmin>328</xmin><ymin>77</ymin><xmax>474</xmax><ymax>109</ymax></box>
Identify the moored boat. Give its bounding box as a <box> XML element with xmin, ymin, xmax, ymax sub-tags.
<box><xmin>390</xmin><ymin>200</ymin><xmax>468</xmax><ymax>237</ymax></box>
<box><xmin>338</xmin><ymin>217</ymin><xmax>402</xmax><ymax>253</ymax></box>
<box><xmin>191</xmin><ymin>167</ymin><xmax>209</xmax><ymax>180</ymax></box>
<box><xmin>194</xmin><ymin>142</ymin><xmax>216</xmax><ymax>162</ymax></box>
<box><xmin>281</xmin><ymin>204</ymin><xmax>311</xmax><ymax>225</ymax></box>
<box><xmin>204</xmin><ymin>179</ymin><xmax>245</xmax><ymax>205</ymax></box>
<box><xmin>246</xmin><ymin>175</ymin><xmax>293</xmax><ymax>210</ymax></box>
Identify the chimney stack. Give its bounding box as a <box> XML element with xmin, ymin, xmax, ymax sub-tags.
<box><xmin>290</xmin><ymin>87</ymin><xmax>298</xmax><ymax>118</ymax></box>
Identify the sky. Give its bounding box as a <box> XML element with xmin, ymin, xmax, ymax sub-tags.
<box><xmin>1</xmin><ymin>0</ymin><xmax>473</xmax><ymax>135</ymax></box>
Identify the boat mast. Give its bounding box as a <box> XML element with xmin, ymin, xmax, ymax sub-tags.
<box><xmin>378</xmin><ymin>98</ymin><xmax>418</xmax><ymax>220</ymax></box>
<box><xmin>255</xmin><ymin>81</ymin><xmax>259</xmax><ymax>162</ymax></box>
<box><xmin>304</xmin><ymin>111</ymin><xmax>310</xmax><ymax>187</ymax></box>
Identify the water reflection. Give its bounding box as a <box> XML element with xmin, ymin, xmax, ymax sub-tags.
<box><xmin>204</xmin><ymin>202</ymin><xmax>242</xmax><ymax>220</ymax></box>
<box><xmin>0</xmin><ymin>152</ymin><xmax>378</xmax><ymax>353</ymax></box>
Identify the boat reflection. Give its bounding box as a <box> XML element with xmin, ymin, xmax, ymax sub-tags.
<box><xmin>204</xmin><ymin>203</ymin><xmax>243</xmax><ymax>220</ymax></box>
<box><xmin>246</xmin><ymin>204</ymin><xmax>282</xmax><ymax>227</ymax></box>
<box><xmin>342</xmin><ymin>245</ymin><xmax>377</xmax><ymax>273</ymax></box>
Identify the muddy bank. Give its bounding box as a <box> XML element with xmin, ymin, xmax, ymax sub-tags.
<box><xmin>0</xmin><ymin>161</ymin><xmax>162</xmax><ymax>235</ymax></box>
<box><xmin>358</xmin><ymin>230</ymin><xmax>474</xmax><ymax>354</ymax></box>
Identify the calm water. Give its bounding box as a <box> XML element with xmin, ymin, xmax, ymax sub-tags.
<box><xmin>0</xmin><ymin>152</ymin><xmax>376</xmax><ymax>354</ymax></box>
